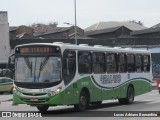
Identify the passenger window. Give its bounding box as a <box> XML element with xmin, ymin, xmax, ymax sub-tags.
<box><xmin>92</xmin><ymin>52</ymin><xmax>105</xmax><ymax>73</ymax></box>
<box><xmin>127</xmin><ymin>54</ymin><xmax>135</xmax><ymax>72</ymax></box>
<box><xmin>63</xmin><ymin>50</ymin><xmax>76</xmax><ymax>85</ymax></box>
<box><xmin>78</xmin><ymin>51</ymin><xmax>92</xmax><ymax>74</ymax></box>
<box><xmin>143</xmin><ymin>55</ymin><xmax>150</xmax><ymax>72</ymax></box>
<box><xmin>135</xmin><ymin>54</ymin><xmax>143</xmax><ymax>72</ymax></box>
<box><xmin>118</xmin><ymin>54</ymin><xmax>127</xmax><ymax>73</ymax></box>
<box><xmin>106</xmin><ymin>53</ymin><xmax>118</xmax><ymax>73</ymax></box>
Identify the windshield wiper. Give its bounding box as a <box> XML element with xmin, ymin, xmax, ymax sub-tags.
<box><xmin>39</xmin><ymin>56</ymin><xmax>49</xmax><ymax>71</ymax></box>
<box><xmin>24</xmin><ymin>57</ymin><xmax>32</xmax><ymax>69</ymax></box>
<box><xmin>38</xmin><ymin>56</ymin><xmax>49</xmax><ymax>78</ymax></box>
<box><xmin>24</xmin><ymin>57</ymin><xmax>32</xmax><ymax>75</ymax></box>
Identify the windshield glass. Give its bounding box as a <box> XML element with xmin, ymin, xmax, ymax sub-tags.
<box><xmin>15</xmin><ymin>56</ymin><xmax>62</xmax><ymax>83</ymax></box>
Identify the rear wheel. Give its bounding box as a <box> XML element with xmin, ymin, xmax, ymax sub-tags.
<box><xmin>118</xmin><ymin>86</ymin><xmax>134</xmax><ymax>104</ymax></box>
<box><xmin>74</xmin><ymin>91</ymin><xmax>89</xmax><ymax>111</ymax></box>
<box><xmin>37</xmin><ymin>105</ymin><xmax>49</xmax><ymax>113</ymax></box>
<box><xmin>126</xmin><ymin>86</ymin><xmax>134</xmax><ymax>104</ymax></box>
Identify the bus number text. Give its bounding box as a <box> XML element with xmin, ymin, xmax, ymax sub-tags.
<box><xmin>100</xmin><ymin>75</ymin><xmax>121</xmax><ymax>84</ymax></box>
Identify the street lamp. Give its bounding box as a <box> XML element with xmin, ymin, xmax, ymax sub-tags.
<box><xmin>64</xmin><ymin>0</ymin><xmax>77</xmax><ymax>45</ymax></box>
<box><xmin>74</xmin><ymin>0</ymin><xmax>77</xmax><ymax>45</ymax></box>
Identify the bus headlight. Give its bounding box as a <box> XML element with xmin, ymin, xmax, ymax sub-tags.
<box><xmin>159</xmin><ymin>84</ymin><xmax>160</xmax><ymax>88</ymax></box>
<box><xmin>12</xmin><ymin>86</ymin><xmax>16</xmax><ymax>92</ymax></box>
<box><xmin>55</xmin><ymin>87</ymin><xmax>61</xmax><ymax>93</ymax></box>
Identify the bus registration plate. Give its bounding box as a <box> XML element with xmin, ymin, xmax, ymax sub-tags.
<box><xmin>30</xmin><ymin>98</ymin><xmax>38</xmax><ymax>102</ymax></box>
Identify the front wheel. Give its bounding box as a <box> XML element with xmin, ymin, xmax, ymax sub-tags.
<box><xmin>74</xmin><ymin>91</ymin><xmax>88</xmax><ymax>111</ymax></box>
<box><xmin>37</xmin><ymin>105</ymin><xmax>49</xmax><ymax>113</ymax></box>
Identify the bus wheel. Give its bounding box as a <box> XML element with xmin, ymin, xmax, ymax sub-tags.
<box><xmin>126</xmin><ymin>86</ymin><xmax>134</xmax><ymax>104</ymax></box>
<box><xmin>37</xmin><ymin>105</ymin><xmax>49</xmax><ymax>113</ymax></box>
<box><xmin>74</xmin><ymin>91</ymin><xmax>88</xmax><ymax>111</ymax></box>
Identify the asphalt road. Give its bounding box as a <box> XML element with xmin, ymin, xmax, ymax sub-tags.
<box><xmin>0</xmin><ymin>90</ymin><xmax>160</xmax><ymax>120</ymax></box>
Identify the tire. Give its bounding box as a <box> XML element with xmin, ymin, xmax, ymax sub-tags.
<box><xmin>37</xmin><ymin>105</ymin><xmax>49</xmax><ymax>113</ymax></box>
<box><xmin>74</xmin><ymin>91</ymin><xmax>88</xmax><ymax>111</ymax></box>
<box><xmin>126</xmin><ymin>86</ymin><xmax>134</xmax><ymax>104</ymax></box>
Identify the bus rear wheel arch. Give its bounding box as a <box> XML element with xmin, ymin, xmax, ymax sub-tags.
<box><xmin>74</xmin><ymin>88</ymin><xmax>90</xmax><ymax>111</ymax></box>
<box><xmin>119</xmin><ymin>85</ymin><xmax>134</xmax><ymax>104</ymax></box>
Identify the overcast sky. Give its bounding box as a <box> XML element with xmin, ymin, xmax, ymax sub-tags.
<box><xmin>1</xmin><ymin>0</ymin><xmax>160</xmax><ymax>29</ymax></box>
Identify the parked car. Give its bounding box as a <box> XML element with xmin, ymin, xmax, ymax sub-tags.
<box><xmin>0</xmin><ymin>77</ymin><xmax>13</xmax><ymax>94</ymax></box>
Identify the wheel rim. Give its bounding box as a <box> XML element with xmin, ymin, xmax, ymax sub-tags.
<box><xmin>128</xmin><ymin>89</ymin><xmax>134</xmax><ymax>103</ymax></box>
<box><xmin>80</xmin><ymin>95</ymin><xmax>87</xmax><ymax>108</ymax></box>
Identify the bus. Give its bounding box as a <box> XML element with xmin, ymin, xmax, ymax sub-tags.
<box><xmin>9</xmin><ymin>42</ymin><xmax>152</xmax><ymax>112</ymax></box>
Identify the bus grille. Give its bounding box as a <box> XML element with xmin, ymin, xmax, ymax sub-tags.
<box><xmin>22</xmin><ymin>92</ymin><xmax>47</xmax><ymax>96</ymax></box>
<box><xmin>20</xmin><ymin>98</ymin><xmax>49</xmax><ymax>103</ymax></box>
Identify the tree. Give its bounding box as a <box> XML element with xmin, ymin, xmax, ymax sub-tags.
<box><xmin>129</xmin><ymin>20</ymin><xmax>144</xmax><ymax>26</ymax></box>
<box><xmin>29</xmin><ymin>22</ymin><xmax>58</xmax><ymax>27</ymax></box>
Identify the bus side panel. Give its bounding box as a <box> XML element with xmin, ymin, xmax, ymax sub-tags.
<box><xmin>73</xmin><ymin>76</ymin><xmax>102</xmax><ymax>103</ymax></box>
<box><xmin>101</xmin><ymin>79</ymin><xmax>152</xmax><ymax>100</ymax></box>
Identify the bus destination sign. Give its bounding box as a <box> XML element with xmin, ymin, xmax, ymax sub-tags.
<box><xmin>15</xmin><ymin>46</ymin><xmax>60</xmax><ymax>54</ymax></box>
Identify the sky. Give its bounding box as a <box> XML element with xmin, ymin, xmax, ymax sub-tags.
<box><xmin>1</xmin><ymin>0</ymin><xmax>160</xmax><ymax>29</ymax></box>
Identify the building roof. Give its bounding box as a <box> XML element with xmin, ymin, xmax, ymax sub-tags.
<box><xmin>130</xmin><ymin>27</ymin><xmax>160</xmax><ymax>35</ymax></box>
<box><xmin>151</xmin><ymin>23</ymin><xmax>160</xmax><ymax>28</ymax></box>
<box><xmin>9</xmin><ymin>26</ymin><xmax>18</xmax><ymax>31</ymax></box>
<box><xmin>85</xmin><ymin>21</ymin><xmax>147</xmax><ymax>32</ymax></box>
<box><xmin>85</xmin><ymin>26</ymin><xmax>121</xmax><ymax>35</ymax></box>
<box><xmin>32</xmin><ymin>24</ymin><xmax>57</xmax><ymax>34</ymax></box>
<box><xmin>34</xmin><ymin>27</ymin><xmax>71</xmax><ymax>36</ymax></box>
<box><xmin>9</xmin><ymin>25</ymin><xmax>33</xmax><ymax>32</ymax></box>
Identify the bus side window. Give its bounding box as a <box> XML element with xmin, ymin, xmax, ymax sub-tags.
<box><xmin>78</xmin><ymin>51</ymin><xmax>91</xmax><ymax>74</ymax></box>
<box><xmin>106</xmin><ymin>53</ymin><xmax>118</xmax><ymax>73</ymax></box>
<box><xmin>92</xmin><ymin>52</ymin><xmax>105</xmax><ymax>74</ymax></box>
<box><xmin>63</xmin><ymin>50</ymin><xmax>76</xmax><ymax>85</ymax></box>
<box><xmin>135</xmin><ymin>54</ymin><xmax>143</xmax><ymax>72</ymax></box>
<box><xmin>118</xmin><ymin>53</ymin><xmax>127</xmax><ymax>73</ymax></box>
<box><xmin>127</xmin><ymin>54</ymin><xmax>135</xmax><ymax>72</ymax></box>
<box><xmin>143</xmin><ymin>55</ymin><xmax>150</xmax><ymax>72</ymax></box>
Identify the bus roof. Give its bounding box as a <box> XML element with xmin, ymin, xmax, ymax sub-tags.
<box><xmin>15</xmin><ymin>42</ymin><xmax>150</xmax><ymax>54</ymax></box>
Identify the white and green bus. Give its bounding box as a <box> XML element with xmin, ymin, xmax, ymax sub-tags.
<box><xmin>9</xmin><ymin>42</ymin><xmax>152</xmax><ymax>112</ymax></box>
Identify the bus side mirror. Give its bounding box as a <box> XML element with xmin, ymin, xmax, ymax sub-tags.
<box><xmin>8</xmin><ymin>54</ymin><xmax>15</xmax><ymax>72</ymax></box>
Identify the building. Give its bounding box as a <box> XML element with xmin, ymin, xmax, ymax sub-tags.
<box><xmin>85</xmin><ymin>21</ymin><xmax>147</xmax><ymax>39</ymax></box>
<box><xmin>131</xmin><ymin>27</ymin><xmax>160</xmax><ymax>38</ymax></box>
<box><xmin>10</xmin><ymin>25</ymin><xmax>34</xmax><ymax>39</ymax></box>
<box><xmin>34</xmin><ymin>26</ymin><xmax>84</xmax><ymax>39</ymax></box>
<box><xmin>0</xmin><ymin>11</ymin><xmax>10</xmax><ymax>67</ymax></box>
<box><xmin>85</xmin><ymin>26</ymin><xmax>134</xmax><ymax>39</ymax></box>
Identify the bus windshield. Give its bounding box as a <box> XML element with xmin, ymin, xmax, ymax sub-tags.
<box><xmin>15</xmin><ymin>56</ymin><xmax>62</xmax><ymax>83</ymax></box>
